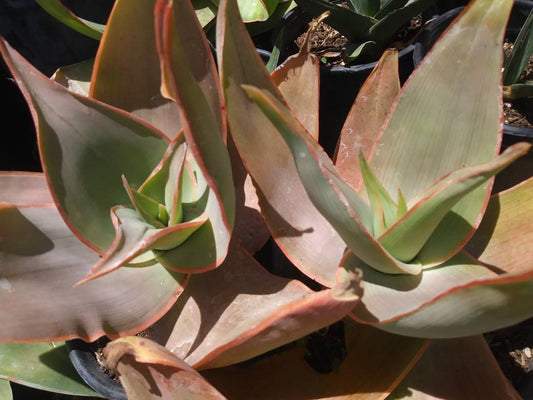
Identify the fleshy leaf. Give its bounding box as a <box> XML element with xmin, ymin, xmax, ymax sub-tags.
<box><xmin>369</xmin><ymin>0</ymin><xmax>434</xmax><ymax>47</ymax></box>
<box><xmin>389</xmin><ymin>336</ymin><xmax>522</xmax><ymax>399</ymax></box>
<box><xmin>203</xmin><ymin>320</ymin><xmax>428</xmax><ymax>400</ymax></box>
<box><xmin>104</xmin><ymin>336</ymin><xmax>226</xmax><ymax>400</ymax></box>
<box><xmin>150</xmin><ymin>240</ymin><xmax>362</xmax><ymax>370</ymax></box>
<box><xmin>379</xmin><ymin>143</ymin><xmax>531</xmax><ymax>263</ymax></box>
<box><xmin>344</xmin><ymin>250</ymin><xmax>533</xmax><ymax>338</ymax></box>
<box><xmin>0</xmin><ymin>39</ymin><xmax>169</xmax><ymax>252</ymax></box>
<box><xmin>0</xmin><ymin>380</ymin><xmax>11</xmax><ymax>400</ymax></box>
<box><xmin>90</xmin><ymin>0</ymin><xmax>182</xmax><ymax>138</ymax></box>
<box><xmin>466</xmin><ymin>177</ymin><xmax>533</xmax><ymax>275</ymax></box>
<box><xmin>334</xmin><ymin>49</ymin><xmax>400</xmax><ymax>191</ymax></box>
<box><xmin>503</xmin><ymin>6</ymin><xmax>533</xmax><ymax>86</ymax></box>
<box><xmin>194</xmin><ymin>0</ymin><xmax>218</xmax><ymax>27</ymax></box>
<box><xmin>243</xmin><ymin>85</ymin><xmax>422</xmax><ymax>275</ymax></box>
<box><xmin>0</xmin><ymin>204</ymin><xmax>186</xmax><ymax>342</ymax></box>
<box><xmin>359</xmin><ymin>152</ymin><xmax>398</xmax><ymax>236</ymax></box>
<box><xmin>368</xmin><ymin>0</ymin><xmax>514</xmax><ymax>265</ymax></box>
<box><xmin>0</xmin><ymin>172</ymin><xmax>53</xmax><ymax>205</ymax></box>
<box><xmin>35</xmin><ymin>0</ymin><xmax>105</xmax><ymax>40</ymax></box>
<box><xmin>218</xmin><ymin>0</ymin><xmax>346</xmax><ymax>286</ymax></box>
<box><xmin>0</xmin><ymin>342</ymin><xmax>101</xmax><ymax>397</ymax></box>
<box><xmin>51</xmin><ymin>58</ymin><xmax>93</xmax><ymax>96</ymax></box>
<box><xmin>78</xmin><ymin>206</ymin><xmax>208</xmax><ymax>284</ymax></box>
<box><xmin>157</xmin><ymin>0</ymin><xmax>235</xmax><ymax>267</ymax></box>
<box><xmin>236</xmin><ymin>0</ymin><xmax>278</xmax><ymax>22</ymax></box>
<box><xmin>271</xmin><ymin>18</ymin><xmax>320</xmax><ymax>139</ymax></box>
<box><xmin>123</xmin><ymin>176</ymin><xmax>168</xmax><ymax>229</ymax></box>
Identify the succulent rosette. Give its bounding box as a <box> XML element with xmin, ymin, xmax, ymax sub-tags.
<box><xmin>0</xmin><ymin>0</ymin><xmax>362</xmax><ymax>397</ymax></box>
<box><xmin>222</xmin><ymin>0</ymin><xmax>533</xmax><ymax>355</ymax></box>
<box><xmin>1</xmin><ymin>0</ymin><xmax>532</xmax><ymax>398</ymax></box>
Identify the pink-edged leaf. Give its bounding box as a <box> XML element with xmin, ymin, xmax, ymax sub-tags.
<box><xmin>271</xmin><ymin>35</ymin><xmax>320</xmax><ymax>139</ymax></box>
<box><xmin>379</xmin><ymin>143</ymin><xmax>531</xmax><ymax>263</ymax></box>
<box><xmin>104</xmin><ymin>336</ymin><xmax>226</xmax><ymax>400</ymax></box>
<box><xmin>90</xmin><ymin>0</ymin><xmax>182</xmax><ymax>138</ymax></box>
<box><xmin>202</xmin><ymin>320</ymin><xmax>428</xmax><ymax>400</ymax></box>
<box><xmin>244</xmin><ymin>85</ymin><xmax>423</xmax><ymax>276</ymax></box>
<box><xmin>466</xmin><ymin>176</ymin><xmax>533</xmax><ymax>274</ymax></box>
<box><xmin>150</xmin><ymin>240</ymin><xmax>362</xmax><ymax>370</ymax></box>
<box><xmin>334</xmin><ymin>49</ymin><xmax>400</xmax><ymax>191</ymax></box>
<box><xmin>218</xmin><ymin>0</ymin><xmax>346</xmax><ymax>287</ymax></box>
<box><xmin>344</xmin><ymin>250</ymin><xmax>533</xmax><ymax>338</ymax></box>
<box><xmin>0</xmin><ymin>172</ymin><xmax>53</xmax><ymax>205</ymax></box>
<box><xmin>0</xmin><ymin>39</ymin><xmax>169</xmax><ymax>253</ymax></box>
<box><xmin>157</xmin><ymin>0</ymin><xmax>235</xmax><ymax>266</ymax></box>
<box><xmin>389</xmin><ymin>336</ymin><xmax>521</xmax><ymax>399</ymax></box>
<box><xmin>0</xmin><ymin>204</ymin><xmax>187</xmax><ymax>342</ymax></box>
<box><xmin>367</xmin><ymin>0</ymin><xmax>514</xmax><ymax>265</ymax></box>
<box><xmin>77</xmin><ymin>206</ymin><xmax>207</xmax><ymax>285</ymax></box>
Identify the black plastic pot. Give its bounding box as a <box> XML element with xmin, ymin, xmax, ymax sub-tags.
<box><xmin>274</xmin><ymin>5</ymin><xmax>439</xmax><ymax>156</ymax></box>
<box><xmin>66</xmin><ymin>337</ymin><xmax>127</xmax><ymax>400</ymax></box>
<box><xmin>413</xmin><ymin>1</ymin><xmax>533</xmax><ymax>145</ymax></box>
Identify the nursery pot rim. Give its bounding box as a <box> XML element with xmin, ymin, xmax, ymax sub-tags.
<box><xmin>66</xmin><ymin>337</ymin><xmax>127</xmax><ymax>400</ymax></box>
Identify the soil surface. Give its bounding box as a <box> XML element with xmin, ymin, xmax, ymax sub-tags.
<box><xmin>502</xmin><ymin>40</ymin><xmax>533</xmax><ymax>129</ymax></box>
<box><xmin>485</xmin><ymin>317</ymin><xmax>533</xmax><ymax>396</ymax></box>
<box><xmin>294</xmin><ymin>4</ymin><xmax>423</xmax><ymax>67</ymax></box>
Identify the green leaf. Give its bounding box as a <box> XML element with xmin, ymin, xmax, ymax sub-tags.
<box><xmin>503</xmin><ymin>7</ymin><xmax>533</xmax><ymax>85</ymax></box>
<box><xmin>90</xmin><ymin>0</ymin><xmax>182</xmax><ymax>138</ymax></box>
<box><xmin>194</xmin><ymin>0</ymin><xmax>219</xmax><ymax>27</ymax></box>
<box><xmin>0</xmin><ymin>343</ymin><xmax>101</xmax><ymax>397</ymax></box>
<box><xmin>77</xmin><ymin>206</ymin><xmax>207</xmax><ymax>284</ymax></box>
<box><xmin>359</xmin><ymin>152</ymin><xmax>398</xmax><ymax>236</ymax></box>
<box><xmin>237</xmin><ymin>0</ymin><xmax>279</xmax><ymax>22</ymax></box>
<box><xmin>348</xmin><ymin>0</ymin><xmax>380</xmax><ymax>16</ymax></box>
<box><xmin>379</xmin><ymin>143</ymin><xmax>531</xmax><ymax>263</ymax></box>
<box><xmin>0</xmin><ymin>39</ymin><xmax>169</xmax><ymax>252</ymax></box>
<box><xmin>244</xmin><ymin>84</ymin><xmax>422</xmax><ymax>275</ymax></box>
<box><xmin>368</xmin><ymin>0</ymin><xmax>514</xmax><ymax>265</ymax></box>
<box><xmin>503</xmin><ymin>81</ymin><xmax>533</xmax><ymax>101</ymax></box>
<box><xmin>123</xmin><ymin>176</ymin><xmax>168</xmax><ymax>229</ymax></box>
<box><xmin>0</xmin><ymin>380</ymin><xmax>11</xmax><ymax>400</ymax></box>
<box><xmin>0</xmin><ymin>204</ymin><xmax>186</xmax><ymax>342</ymax></box>
<box><xmin>342</xmin><ymin>40</ymin><xmax>377</xmax><ymax>63</ymax></box>
<box><xmin>51</xmin><ymin>58</ymin><xmax>93</xmax><ymax>96</ymax></box>
<box><xmin>371</xmin><ymin>0</ymin><xmax>433</xmax><ymax>45</ymax></box>
<box><xmin>35</xmin><ymin>0</ymin><xmax>104</xmax><ymax>40</ymax></box>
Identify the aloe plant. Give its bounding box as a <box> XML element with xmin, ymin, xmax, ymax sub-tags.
<box><xmin>216</xmin><ymin>0</ymin><xmax>533</xmax><ymax>396</ymax></box>
<box><xmin>0</xmin><ymin>0</ymin><xmax>531</xmax><ymax>398</ymax></box>
<box><xmin>293</xmin><ymin>0</ymin><xmax>435</xmax><ymax>63</ymax></box>
<box><xmin>0</xmin><ymin>0</ymin><xmax>361</xmax><ymax>397</ymax></box>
